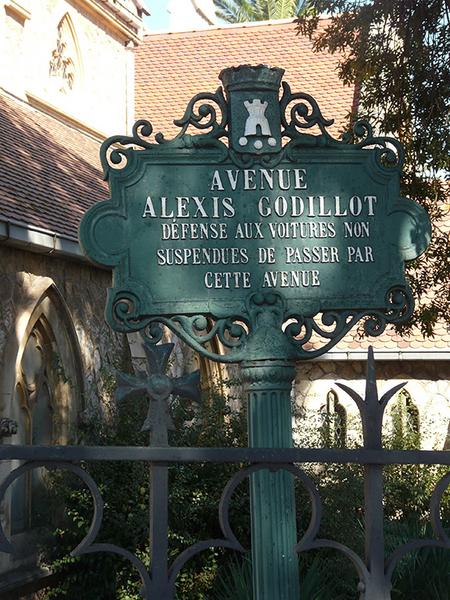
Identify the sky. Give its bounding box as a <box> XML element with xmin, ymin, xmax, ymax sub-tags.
<box><xmin>143</xmin><ymin>0</ymin><xmax>219</xmax><ymax>32</ymax></box>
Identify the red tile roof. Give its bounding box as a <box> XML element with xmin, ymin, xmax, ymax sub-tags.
<box><xmin>331</xmin><ymin>321</ymin><xmax>450</xmax><ymax>355</ymax></box>
<box><xmin>135</xmin><ymin>19</ymin><xmax>357</xmax><ymax>139</ymax></box>
<box><xmin>0</xmin><ymin>91</ymin><xmax>107</xmax><ymax>241</ymax></box>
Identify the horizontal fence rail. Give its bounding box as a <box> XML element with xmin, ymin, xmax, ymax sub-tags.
<box><xmin>1</xmin><ymin>445</ymin><xmax>450</xmax><ymax>465</ymax></box>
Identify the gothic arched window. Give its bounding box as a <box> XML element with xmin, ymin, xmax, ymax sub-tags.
<box><xmin>391</xmin><ymin>389</ymin><xmax>420</xmax><ymax>447</ymax></box>
<box><xmin>320</xmin><ymin>389</ymin><xmax>347</xmax><ymax>448</ymax></box>
<box><xmin>10</xmin><ymin>288</ymin><xmax>83</xmax><ymax>536</ymax></box>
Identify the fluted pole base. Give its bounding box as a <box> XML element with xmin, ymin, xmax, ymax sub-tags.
<box><xmin>242</xmin><ymin>360</ymin><xmax>300</xmax><ymax>600</ymax></box>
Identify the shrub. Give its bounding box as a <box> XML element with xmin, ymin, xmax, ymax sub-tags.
<box><xmin>40</xmin><ymin>384</ymin><xmax>249</xmax><ymax>600</ymax></box>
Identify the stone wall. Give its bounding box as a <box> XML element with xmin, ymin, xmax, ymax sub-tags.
<box><xmin>293</xmin><ymin>359</ymin><xmax>450</xmax><ymax>451</ymax></box>
<box><xmin>0</xmin><ymin>245</ymin><xmax>131</xmax><ymax>587</ymax></box>
<box><xmin>0</xmin><ymin>245</ymin><xmax>130</xmax><ymax>421</ymax></box>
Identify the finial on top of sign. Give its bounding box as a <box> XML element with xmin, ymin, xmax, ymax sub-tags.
<box><xmin>219</xmin><ymin>64</ymin><xmax>284</xmax><ymax>92</ymax></box>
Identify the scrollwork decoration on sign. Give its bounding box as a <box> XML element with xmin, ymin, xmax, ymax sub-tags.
<box><xmin>156</xmin><ymin>87</ymin><xmax>228</xmax><ymax>144</ymax></box>
<box><xmin>100</xmin><ymin>91</ymin><xmax>229</xmax><ymax>179</ymax></box>
<box><xmin>368</xmin><ymin>285</ymin><xmax>414</xmax><ymax>330</ymax></box>
<box><xmin>129</xmin><ymin>287</ymin><xmax>414</xmax><ymax>363</ymax></box>
<box><xmin>280</xmin><ymin>81</ymin><xmax>335</xmax><ymax>141</ymax></box>
<box><xmin>140</xmin><ymin>314</ymin><xmax>249</xmax><ymax>364</ymax></box>
<box><xmin>111</xmin><ymin>290</ymin><xmax>153</xmax><ymax>333</ymax></box>
<box><xmin>284</xmin><ymin>309</ymin><xmax>366</xmax><ymax>359</ymax></box>
<box><xmin>277</xmin><ymin>81</ymin><xmax>404</xmax><ymax>171</ymax></box>
<box><xmin>100</xmin><ymin>119</ymin><xmax>154</xmax><ymax>179</ymax></box>
<box><xmin>342</xmin><ymin>119</ymin><xmax>405</xmax><ymax>170</ymax></box>
<box><xmin>99</xmin><ymin>71</ymin><xmax>406</xmax><ymax>180</ymax></box>
<box><xmin>285</xmin><ymin>285</ymin><xmax>413</xmax><ymax>359</ymax></box>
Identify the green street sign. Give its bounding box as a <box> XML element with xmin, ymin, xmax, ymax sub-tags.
<box><xmin>79</xmin><ymin>65</ymin><xmax>431</xmax><ymax>359</ymax></box>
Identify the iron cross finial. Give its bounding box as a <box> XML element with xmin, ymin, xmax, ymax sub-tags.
<box><xmin>115</xmin><ymin>340</ymin><xmax>201</xmax><ymax>439</ymax></box>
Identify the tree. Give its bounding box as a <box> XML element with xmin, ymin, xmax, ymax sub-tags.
<box><xmin>297</xmin><ymin>0</ymin><xmax>450</xmax><ymax>336</ymax></box>
<box><xmin>213</xmin><ymin>0</ymin><xmax>305</xmax><ymax>22</ymax></box>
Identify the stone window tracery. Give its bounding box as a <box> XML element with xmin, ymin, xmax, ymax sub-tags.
<box><xmin>11</xmin><ymin>319</ymin><xmax>57</xmax><ymax>534</ymax></box>
<box><xmin>48</xmin><ymin>13</ymin><xmax>82</xmax><ymax>94</ymax></box>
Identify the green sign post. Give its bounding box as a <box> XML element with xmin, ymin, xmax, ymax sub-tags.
<box><xmin>80</xmin><ymin>65</ymin><xmax>431</xmax><ymax>599</ymax></box>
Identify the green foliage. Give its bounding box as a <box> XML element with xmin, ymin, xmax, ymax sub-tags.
<box><xmin>297</xmin><ymin>459</ymin><xmax>450</xmax><ymax>599</ymax></box>
<box><xmin>386</xmin><ymin>521</ymin><xmax>450</xmax><ymax>599</ymax></box>
<box><xmin>213</xmin><ymin>553</ymin><xmax>342</xmax><ymax>599</ymax></box>
<box><xmin>40</xmin><ymin>385</ymin><xmax>249</xmax><ymax>600</ymax></box>
<box><xmin>167</xmin><ymin>387</ymin><xmax>250</xmax><ymax>599</ymax></box>
<box><xmin>297</xmin><ymin>0</ymin><xmax>450</xmax><ymax>335</ymax></box>
<box><xmin>291</xmin><ymin>405</ymin><xmax>450</xmax><ymax>598</ymax></box>
<box><xmin>42</xmin><ymin>396</ymin><xmax>151</xmax><ymax>599</ymax></box>
<box><xmin>213</xmin><ymin>0</ymin><xmax>306</xmax><ymax>23</ymax></box>
<box><xmin>213</xmin><ymin>554</ymin><xmax>252</xmax><ymax>599</ymax></box>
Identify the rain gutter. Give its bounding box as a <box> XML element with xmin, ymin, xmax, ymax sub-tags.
<box><xmin>0</xmin><ymin>218</ymin><xmax>101</xmax><ymax>265</ymax></box>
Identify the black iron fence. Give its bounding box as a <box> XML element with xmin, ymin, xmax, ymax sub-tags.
<box><xmin>0</xmin><ymin>356</ymin><xmax>449</xmax><ymax>599</ymax></box>
<box><xmin>1</xmin><ymin>450</ymin><xmax>449</xmax><ymax>598</ymax></box>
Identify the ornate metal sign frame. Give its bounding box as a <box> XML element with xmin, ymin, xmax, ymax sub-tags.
<box><xmin>79</xmin><ymin>65</ymin><xmax>431</xmax><ymax>360</ymax></box>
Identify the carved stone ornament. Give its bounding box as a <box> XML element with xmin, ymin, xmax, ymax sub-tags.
<box><xmin>79</xmin><ymin>65</ymin><xmax>431</xmax><ymax>361</ymax></box>
<box><xmin>0</xmin><ymin>418</ymin><xmax>18</xmax><ymax>439</ymax></box>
